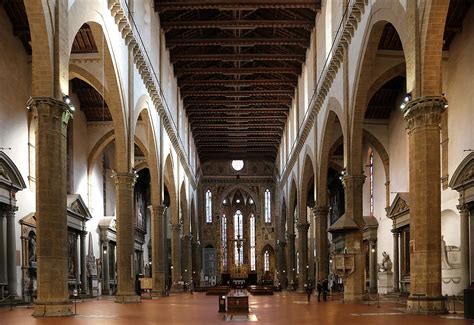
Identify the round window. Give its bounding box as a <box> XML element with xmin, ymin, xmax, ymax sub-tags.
<box><xmin>231</xmin><ymin>160</ymin><xmax>244</xmax><ymax>171</ymax></box>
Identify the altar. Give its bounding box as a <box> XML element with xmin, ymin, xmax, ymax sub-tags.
<box><xmin>230</xmin><ymin>264</ymin><xmax>249</xmax><ymax>279</ymax></box>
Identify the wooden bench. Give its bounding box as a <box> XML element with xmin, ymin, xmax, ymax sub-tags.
<box><xmin>247</xmin><ymin>285</ymin><xmax>274</xmax><ymax>295</ymax></box>
<box><xmin>206</xmin><ymin>286</ymin><xmax>230</xmax><ymax>295</ymax></box>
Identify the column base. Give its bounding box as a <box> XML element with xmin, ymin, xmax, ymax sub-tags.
<box><xmin>115</xmin><ymin>295</ymin><xmax>141</xmax><ymax>303</ymax></box>
<box><xmin>343</xmin><ymin>292</ymin><xmax>365</xmax><ymax>302</ymax></box>
<box><xmin>32</xmin><ymin>301</ymin><xmax>74</xmax><ymax>317</ymax></box>
<box><xmin>151</xmin><ymin>290</ymin><xmax>166</xmax><ymax>298</ymax></box>
<box><xmin>407</xmin><ymin>295</ymin><xmax>447</xmax><ymax>314</ymax></box>
<box><xmin>171</xmin><ymin>284</ymin><xmax>183</xmax><ymax>293</ymax></box>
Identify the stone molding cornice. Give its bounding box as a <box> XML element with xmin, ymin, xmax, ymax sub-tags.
<box><xmin>108</xmin><ymin>0</ymin><xmax>196</xmax><ymax>189</ymax></box>
<box><xmin>280</xmin><ymin>0</ymin><xmax>368</xmax><ymax>188</ymax></box>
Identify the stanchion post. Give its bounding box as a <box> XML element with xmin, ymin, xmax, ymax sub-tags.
<box><xmin>453</xmin><ymin>294</ymin><xmax>457</xmax><ymax>314</ymax></box>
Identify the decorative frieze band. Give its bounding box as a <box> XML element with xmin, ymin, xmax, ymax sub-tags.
<box><xmin>108</xmin><ymin>0</ymin><xmax>196</xmax><ymax>189</ymax></box>
<box><xmin>280</xmin><ymin>0</ymin><xmax>368</xmax><ymax>187</ymax></box>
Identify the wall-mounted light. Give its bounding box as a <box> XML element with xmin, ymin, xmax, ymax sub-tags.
<box><xmin>400</xmin><ymin>92</ymin><xmax>412</xmax><ymax>110</ymax></box>
<box><xmin>63</xmin><ymin>95</ymin><xmax>71</xmax><ymax>105</ymax></box>
<box><xmin>371</xmin><ymin>248</ymin><xmax>375</xmax><ymax>253</ymax></box>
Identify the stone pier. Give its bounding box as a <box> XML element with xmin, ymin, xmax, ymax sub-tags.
<box><xmin>404</xmin><ymin>96</ymin><xmax>446</xmax><ymax>313</ymax></box>
<box><xmin>313</xmin><ymin>206</ymin><xmax>329</xmax><ymax>281</ymax></box>
<box><xmin>297</xmin><ymin>223</ymin><xmax>309</xmax><ymax>291</ymax></box>
<box><xmin>113</xmin><ymin>172</ymin><xmax>140</xmax><ymax>303</ymax></box>
<box><xmin>149</xmin><ymin>205</ymin><xmax>166</xmax><ymax>296</ymax></box>
<box><xmin>171</xmin><ymin>223</ymin><xmax>182</xmax><ymax>290</ymax></box>
<box><xmin>29</xmin><ymin>97</ymin><xmax>73</xmax><ymax>316</ymax></box>
<box><xmin>342</xmin><ymin>175</ymin><xmax>366</xmax><ymax>302</ymax></box>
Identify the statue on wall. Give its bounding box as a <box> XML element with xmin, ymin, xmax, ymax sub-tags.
<box><xmin>86</xmin><ymin>232</ymin><xmax>97</xmax><ymax>277</ymax></box>
<box><xmin>28</xmin><ymin>232</ymin><xmax>37</xmax><ymax>265</ymax></box>
<box><xmin>377</xmin><ymin>251</ymin><xmax>393</xmax><ymax>272</ymax></box>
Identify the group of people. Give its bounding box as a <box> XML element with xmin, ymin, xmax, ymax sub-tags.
<box><xmin>306</xmin><ymin>279</ymin><xmax>329</xmax><ymax>302</ymax></box>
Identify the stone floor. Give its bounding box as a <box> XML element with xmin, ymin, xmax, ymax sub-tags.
<box><xmin>0</xmin><ymin>292</ymin><xmax>469</xmax><ymax>325</ymax></box>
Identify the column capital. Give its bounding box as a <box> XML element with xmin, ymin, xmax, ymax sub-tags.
<box><xmin>0</xmin><ymin>205</ymin><xmax>18</xmax><ymax>215</ymax></box>
<box><xmin>27</xmin><ymin>96</ymin><xmax>74</xmax><ymax>125</ymax></box>
<box><xmin>112</xmin><ymin>171</ymin><xmax>137</xmax><ymax>187</ymax></box>
<box><xmin>341</xmin><ymin>174</ymin><xmax>366</xmax><ymax>191</ymax></box>
<box><xmin>312</xmin><ymin>205</ymin><xmax>328</xmax><ymax>218</ymax></box>
<box><xmin>296</xmin><ymin>222</ymin><xmax>310</xmax><ymax>232</ymax></box>
<box><xmin>403</xmin><ymin>95</ymin><xmax>446</xmax><ymax>130</ymax></box>
<box><xmin>148</xmin><ymin>204</ymin><xmax>167</xmax><ymax>217</ymax></box>
<box><xmin>457</xmin><ymin>203</ymin><xmax>472</xmax><ymax>215</ymax></box>
<box><xmin>286</xmin><ymin>233</ymin><xmax>296</xmax><ymax>241</ymax></box>
<box><xmin>391</xmin><ymin>229</ymin><xmax>400</xmax><ymax>236</ymax></box>
<box><xmin>277</xmin><ymin>240</ymin><xmax>287</xmax><ymax>247</ymax></box>
<box><xmin>171</xmin><ymin>223</ymin><xmax>182</xmax><ymax>232</ymax></box>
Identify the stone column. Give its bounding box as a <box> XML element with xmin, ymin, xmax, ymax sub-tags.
<box><xmin>403</xmin><ymin>96</ymin><xmax>446</xmax><ymax>313</ymax></box>
<box><xmin>80</xmin><ymin>232</ymin><xmax>87</xmax><ymax>294</ymax></box>
<box><xmin>192</xmin><ymin>240</ymin><xmax>201</xmax><ymax>286</ymax></box>
<box><xmin>28</xmin><ymin>97</ymin><xmax>73</xmax><ymax>316</ymax></box>
<box><xmin>276</xmin><ymin>240</ymin><xmax>286</xmax><ymax>285</ymax></box>
<box><xmin>149</xmin><ymin>205</ymin><xmax>166</xmax><ymax>296</ymax></box>
<box><xmin>286</xmin><ymin>233</ymin><xmax>296</xmax><ymax>290</ymax></box>
<box><xmin>6</xmin><ymin>207</ymin><xmax>17</xmax><ymax>297</ymax></box>
<box><xmin>458</xmin><ymin>204</ymin><xmax>470</xmax><ymax>290</ymax></box>
<box><xmin>369</xmin><ymin>240</ymin><xmax>376</xmax><ymax>292</ymax></box>
<box><xmin>342</xmin><ymin>174</ymin><xmax>366</xmax><ymax>302</ymax></box>
<box><xmin>171</xmin><ymin>223</ymin><xmax>182</xmax><ymax>290</ymax></box>
<box><xmin>183</xmin><ymin>234</ymin><xmax>193</xmax><ymax>286</ymax></box>
<box><xmin>0</xmin><ymin>208</ymin><xmax>7</xmax><ymax>291</ymax></box>
<box><xmin>113</xmin><ymin>172</ymin><xmax>139</xmax><ymax>303</ymax></box>
<box><xmin>297</xmin><ymin>223</ymin><xmax>310</xmax><ymax>291</ymax></box>
<box><xmin>313</xmin><ymin>206</ymin><xmax>329</xmax><ymax>281</ymax></box>
<box><xmin>102</xmin><ymin>241</ymin><xmax>110</xmax><ymax>295</ymax></box>
<box><xmin>392</xmin><ymin>230</ymin><xmax>400</xmax><ymax>292</ymax></box>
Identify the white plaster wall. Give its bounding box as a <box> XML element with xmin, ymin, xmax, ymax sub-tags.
<box><xmin>0</xmin><ymin>5</ymin><xmax>33</xmax><ymax>296</ymax></box>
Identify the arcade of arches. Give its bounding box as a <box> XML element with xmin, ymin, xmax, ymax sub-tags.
<box><xmin>0</xmin><ymin>0</ymin><xmax>473</xmax><ymax>322</ymax></box>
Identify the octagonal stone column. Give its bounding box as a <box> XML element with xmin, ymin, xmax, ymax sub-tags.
<box><xmin>342</xmin><ymin>174</ymin><xmax>366</xmax><ymax>302</ymax></box>
<box><xmin>28</xmin><ymin>97</ymin><xmax>73</xmax><ymax>317</ymax></box>
<box><xmin>171</xmin><ymin>223</ymin><xmax>182</xmax><ymax>290</ymax></box>
<box><xmin>313</xmin><ymin>206</ymin><xmax>329</xmax><ymax>281</ymax></box>
<box><xmin>297</xmin><ymin>223</ymin><xmax>310</xmax><ymax>291</ymax></box>
<box><xmin>403</xmin><ymin>96</ymin><xmax>446</xmax><ymax>313</ymax></box>
<box><xmin>113</xmin><ymin>172</ymin><xmax>140</xmax><ymax>303</ymax></box>
<box><xmin>149</xmin><ymin>205</ymin><xmax>166</xmax><ymax>296</ymax></box>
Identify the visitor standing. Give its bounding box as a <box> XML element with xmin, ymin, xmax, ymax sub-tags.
<box><xmin>316</xmin><ymin>280</ymin><xmax>322</xmax><ymax>302</ymax></box>
<box><xmin>306</xmin><ymin>282</ymin><xmax>313</xmax><ymax>302</ymax></box>
<box><xmin>322</xmin><ymin>279</ymin><xmax>329</xmax><ymax>302</ymax></box>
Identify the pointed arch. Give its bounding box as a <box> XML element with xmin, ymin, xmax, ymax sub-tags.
<box><xmin>299</xmin><ymin>154</ymin><xmax>315</xmax><ymax>223</ymax></box>
<box><xmin>164</xmin><ymin>154</ymin><xmax>178</xmax><ymax>224</ymax></box>
<box><xmin>318</xmin><ymin>100</ymin><xmax>344</xmax><ymax>206</ymax></box>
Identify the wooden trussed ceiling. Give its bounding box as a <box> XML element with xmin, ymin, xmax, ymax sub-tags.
<box><xmin>70</xmin><ymin>78</ymin><xmax>112</xmax><ymax>122</ymax></box>
<box><xmin>365</xmin><ymin>76</ymin><xmax>405</xmax><ymax>120</ymax></box>
<box><xmin>377</xmin><ymin>1</ymin><xmax>472</xmax><ymax>51</ymax></box>
<box><xmin>155</xmin><ymin>0</ymin><xmax>320</xmax><ymax>162</ymax></box>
